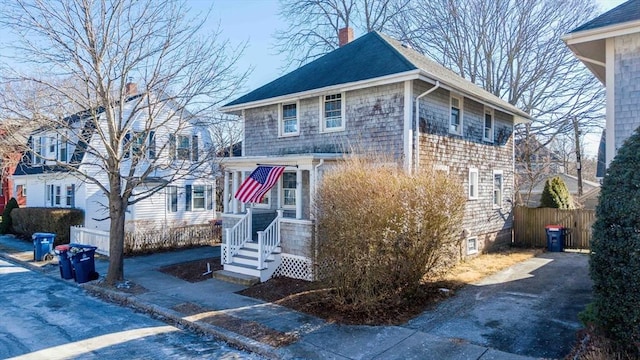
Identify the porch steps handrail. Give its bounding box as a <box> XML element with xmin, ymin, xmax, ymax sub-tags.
<box><xmin>224</xmin><ymin>208</ymin><xmax>252</xmax><ymax>264</ymax></box>
<box><xmin>257</xmin><ymin>209</ymin><xmax>283</xmax><ymax>270</ymax></box>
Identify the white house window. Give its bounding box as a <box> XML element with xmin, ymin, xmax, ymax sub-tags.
<box><xmin>49</xmin><ymin>137</ymin><xmax>56</xmax><ymax>153</ymax></box>
<box><xmin>493</xmin><ymin>170</ymin><xmax>503</xmax><ymax>208</ymax></box>
<box><xmin>55</xmin><ymin>186</ymin><xmax>61</xmax><ymax>206</ymax></box>
<box><xmin>47</xmin><ymin>185</ymin><xmax>54</xmax><ymax>206</ymax></box>
<box><xmin>282</xmin><ymin>172</ymin><xmax>297</xmax><ymax>207</ymax></box>
<box><xmin>59</xmin><ymin>140</ymin><xmax>68</xmax><ymax>162</ymax></box>
<box><xmin>166</xmin><ymin>186</ymin><xmax>178</xmax><ymax>213</ymax></box>
<box><xmin>34</xmin><ymin>137</ymin><xmax>43</xmax><ymax>164</ymax></box>
<box><xmin>193</xmin><ymin>185</ymin><xmax>206</xmax><ymax>210</ymax></box>
<box><xmin>450</xmin><ymin>94</ymin><xmax>463</xmax><ymax>135</ymax></box>
<box><xmin>322</xmin><ymin>93</ymin><xmax>344</xmax><ymax>131</ymax></box>
<box><xmin>467</xmin><ymin>237</ymin><xmax>478</xmax><ymax>255</ymax></box>
<box><xmin>468</xmin><ymin>168</ymin><xmax>479</xmax><ymax>200</ymax></box>
<box><xmin>177</xmin><ymin>135</ymin><xmax>191</xmax><ymax>160</ymax></box>
<box><xmin>170</xmin><ymin>134</ymin><xmax>198</xmax><ymax>161</ymax></box>
<box><xmin>66</xmin><ymin>185</ymin><xmax>75</xmax><ymax>207</ymax></box>
<box><xmin>280</xmin><ymin>103</ymin><xmax>299</xmax><ymax>136</ymax></box>
<box><xmin>484</xmin><ymin>107</ymin><xmax>494</xmax><ymax>142</ymax></box>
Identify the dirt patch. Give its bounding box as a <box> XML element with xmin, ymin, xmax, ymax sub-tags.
<box><xmin>172</xmin><ymin>302</ymin><xmax>297</xmax><ymax>347</ymax></box>
<box><xmin>158</xmin><ymin>258</ymin><xmax>222</xmax><ymax>283</ymax></box>
<box><xmin>240</xmin><ymin>249</ymin><xmax>541</xmax><ymax>325</ymax></box>
<box><xmin>93</xmin><ymin>279</ymin><xmax>149</xmax><ymax>295</ymax></box>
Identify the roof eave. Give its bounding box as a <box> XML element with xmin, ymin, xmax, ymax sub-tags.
<box><xmin>416</xmin><ymin>73</ymin><xmax>532</xmax><ymax>122</ymax></box>
<box><xmin>563</xmin><ymin>19</ymin><xmax>640</xmax><ymax>44</ymax></box>
<box><xmin>219</xmin><ymin>69</ymin><xmax>421</xmax><ymax>113</ymax></box>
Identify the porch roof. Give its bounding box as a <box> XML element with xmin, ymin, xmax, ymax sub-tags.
<box><xmin>219</xmin><ymin>153</ymin><xmax>344</xmax><ymax>171</ymax></box>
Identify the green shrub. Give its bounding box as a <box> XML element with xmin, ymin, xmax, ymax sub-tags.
<box><xmin>314</xmin><ymin>157</ymin><xmax>466</xmax><ymax>313</ymax></box>
<box><xmin>11</xmin><ymin>208</ymin><xmax>84</xmax><ymax>245</ymax></box>
<box><xmin>539</xmin><ymin>176</ymin><xmax>574</xmax><ymax>209</ymax></box>
<box><xmin>591</xmin><ymin>127</ymin><xmax>640</xmax><ymax>354</ymax></box>
<box><xmin>0</xmin><ymin>198</ymin><xmax>19</xmax><ymax>234</ymax></box>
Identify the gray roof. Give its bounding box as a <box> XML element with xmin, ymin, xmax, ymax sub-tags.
<box><xmin>224</xmin><ymin>32</ymin><xmax>529</xmax><ymax>119</ymax></box>
<box><xmin>571</xmin><ymin>0</ymin><xmax>640</xmax><ymax>33</ymax></box>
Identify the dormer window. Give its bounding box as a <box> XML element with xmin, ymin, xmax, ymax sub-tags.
<box><xmin>169</xmin><ymin>134</ymin><xmax>199</xmax><ymax>162</ymax></box>
<box><xmin>33</xmin><ymin>137</ymin><xmax>43</xmax><ymax>164</ymax></box>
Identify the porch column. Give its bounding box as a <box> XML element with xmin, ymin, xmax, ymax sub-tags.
<box><xmin>223</xmin><ymin>171</ymin><xmax>230</xmax><ymax>213</ymax></box>
<box><xmin>241</xmin><ymin>171</ymin><xmax>248</xmax><ymax>213</ymax></box>
<box><xmin>296</xmin><ymin>169</ymin><xmax>302</xmax><ymax>219</ymax></box>
<box><xmin>232</xmin><ymin>171</ymin><xmax>240</xmax><ymax>213</ymax></box>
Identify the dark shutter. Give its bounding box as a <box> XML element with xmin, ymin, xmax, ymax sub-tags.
<box><xmin>123</xmin><ymin>132</ymin><xmax>131</xmax><ymax>159</ymax></box>
<box><xmin>148</xmin><ymin>131</ymin><xmax>156</xmax><ymax>159</ymax></box>
<box><xmin>207</xmin><ymin>185</ymin><xmax>213</xmax><ymax>210</ymax></box>
<box><xmin>191</xmin><ymin>135</ymin><xmax>198</xmax><ymax>162</ymax></box>
<box><xmin>169</xmin><ymin>134</ymin><xmax>176</xmax><ymax>160</ymax></box>
<box><xmin>185</xmin><ymin>185</ymin><xmax>192</xmax><ymax>211</ymax></box>
<box><xmin>71</xmin><ymin>184</ymin><xmax>75</xmax><ymax>208</ymax></box>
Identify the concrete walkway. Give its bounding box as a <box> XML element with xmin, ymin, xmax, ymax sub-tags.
<box><xmin>0</xmin><ymin>234</ymin><xmax>590</xmax><ymax>360</ymax></box>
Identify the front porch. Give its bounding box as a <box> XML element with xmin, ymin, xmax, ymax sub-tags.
<box><xmin>218</xmin><ymin>154</ymin><xmax>341</xmax><ymax>282</ymax></box>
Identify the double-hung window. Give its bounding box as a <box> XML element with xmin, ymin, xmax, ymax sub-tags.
<box><xmin>467</xmin><ymin>237</ymin><xmax>478</xmax><ymax>255</ymax></box>
<box><xmin>450</xmin><ymin>94</ymin><xmax>463</xmax><ymax>135</ymax></box>
<box><xmin>49</xmin><ymin>137</ymin><xmax>56</xmax><ymax>154</ymax></box>
<box><xmin>282</xmin><ymin>172</ymin><xmax>297</xmax><ymax>207</ymax></box>
<box><xmin>484</xmin><ymin>107</ymin><xmax>494</xmax><ymax>142</ymax></box>
<box><xmin>192</xmin><ymin>185</ymin><xmax>206</xmax><ymax>210</ymax></box>
<box><xmin>468</xmin><ymin>168</ymin><xmax>479</xmax><ymax>200</ymax></box>
<box><xmin>55</xmin><ymin>186</ymin><xmax>61</xmax><ymax>206</ymax></box>
<box><xmin>493</xmin><ymin>170</ymin><xmax>503</xmax><ymax>208</ymax></box>
<box><xmin>280</xmin><ymin>103</ymin><xmax>299</xmax><ymax>136</ymax></box>
<box><xmin>34</xmin><ymin>137</ymin><xmax>43</xmax><ymax>164</ymax></box>
<box><xmin>59</xmin><ymin>139</ymin><xmax>68</xmax><ymax>162</ymax></box>
<box><xmin>177</xmin><ymin>135</ymin><xmax>191</xmax><ymax>160</ymax></box>
<box><xmin>166</xmin><ymin>186</ymin><xmax>178</xmax><ymax>212</ymax></box>
<box><xmin>173</xmin><ymin>134</ymin><xmax>198</xmax><ymax>161</ymax></box>
<box><xmin>322</xmin><ymin>93</ymin><xmax>344</xmax><ymax>131</ymax></box>
<box><xmin>66</xmin><ymin>185</ymin><xmax>75</xmax><ymax>207</ymax></box>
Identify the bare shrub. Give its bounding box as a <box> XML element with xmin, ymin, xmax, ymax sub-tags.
<box><xmin>315</xmin><ymin>157</ymin><xmax>466</xmax><ymax>312</ymax></box>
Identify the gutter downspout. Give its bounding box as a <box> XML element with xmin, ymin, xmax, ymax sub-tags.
<box><xmin>414</xmin><ymin>81</ymin><xmax>440</xmax><ymax>173</ymax></box>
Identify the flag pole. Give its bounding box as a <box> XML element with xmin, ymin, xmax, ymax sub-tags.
<box><xmin>257</xmin><ymin>163</ymin><xmax>298</xmax><ymax>168</ymax></box>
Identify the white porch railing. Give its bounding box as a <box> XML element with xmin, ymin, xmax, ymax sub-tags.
<box><xmin>257</xmin><ymin>209</ymin><xmax>283</xmax><ymax>270</ymax></box>
<box><xmin>224</xmin><ymin>208</ymin><xmax>252</xmax><ymax>264</ymax></box>
<box><xmin>70</xmin><ymin>226</ymin><xmax>110</xmax><ymax>256</ymax></box>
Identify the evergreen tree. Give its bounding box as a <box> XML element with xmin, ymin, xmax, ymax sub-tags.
<box><xmin>0</xmin><ymin>198</ymin><xmax>19</xmax><ymax>234</ymax></box>
<box><xmin>539</xmin><ymin>176</ymin><xmax>574</xmax><ymax>209</ymax></box>
<box><xmin>591</xmin><ymin>127</ymin><xmax>640</xmax><ymax>354</ymax></box>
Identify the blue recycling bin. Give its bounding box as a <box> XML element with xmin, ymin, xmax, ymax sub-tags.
<box><xmin>32</xmin><ymin>232</ymin><xmax>56</xmax><ymax>261</ymax></box>
<box><xmin>69</xmin><ymin>244</ymin><xmax>98</xmax><ymax>284</ymax></box>
<box><xmin>55</xmin><ymin>244</ymin><xmax>74</xmax><ymax>279</ymax></box>
<box><xmin>545</xmin><ymin>225</ymin><xmax>565</xmax><ymax>252</ymax></box>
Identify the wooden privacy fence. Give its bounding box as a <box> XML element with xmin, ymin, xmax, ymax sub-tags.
<box><xmin>513</xmin><ymin>206</ymin><xmax>595</xmax><ymax>250</ymax></box>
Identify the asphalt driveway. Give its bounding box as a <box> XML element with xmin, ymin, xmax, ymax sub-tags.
<box><xmin>404</xmin><ymin>252</ymin><xmax>592</xmax><ymax>359</ymax></box>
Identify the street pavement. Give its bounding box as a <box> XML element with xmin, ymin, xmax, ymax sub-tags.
<box><xmin>0</xmin><ymin>234</ymin><xmax>593</xmax><ymax>360</ymax></box>
<box><xmin>0</xmin><ymin>257</ymin><xmax>263</xmax><ymax>360</ymax></box>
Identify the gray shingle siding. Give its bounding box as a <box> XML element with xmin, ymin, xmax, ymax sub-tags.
<box><xmin>415</xmin><ymin>81</ymin><xmax>515</xmax><ymax>252</ymax></box>
<box><xmin>243</xmin><ymin>82</ymin><xmax>406</xmax><ymax>160</ymax></box>
<box><xmin>614</xmin><ymin>33</ymin><xmax>640</xmax><ymax>152</ymax></box>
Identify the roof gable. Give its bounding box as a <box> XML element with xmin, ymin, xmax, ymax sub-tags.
<box><xmin>225</xmin><ymin>32</ymin><xmax>417</xmax><ymax>107</ymax></box>
<box><xmin>570</xmin><ymin>0</ymin><xmax>640</xmax><ymax>33</ymax></box>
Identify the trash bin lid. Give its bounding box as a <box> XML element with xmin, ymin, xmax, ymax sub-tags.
<box><xmin>545</xmin><ymin>224</ymin><xmax>564</xmax><ymax>230</ymax></box>
<box><xmin>32</xmin><ymin>232</ymin><xmax>56</xmax><ymax>239</ymax></box>
<box><xmin>55</xmin><ymin>245</ymin><xmax>70</xmax><ymax>251</ymax></box>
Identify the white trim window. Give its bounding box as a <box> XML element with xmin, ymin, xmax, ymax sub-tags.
<box><xmin>280</xmin><ymin>102</ymin><xmax>299</xmax><ymax>136</ymax></box>
<box><xmin>450</xmin><ymin>94</ymin><xmax>463</xmax><ymax>135</ymax></box>
<box><xmin>166</xmin><ymin>186</ymin><xmax>178</xmax><ymax>213</ymax></box>
<box><xmin>33</xmin><ymin>137</ymin><xmax>43</xmax><ymax>164</ymax></box>
<box><xmin>493</xmin><ymin>170</ymin><xmax>503</xmax><ymax>208</ymax></box>
<box><xmin>468</xmin><ymin>168</ymin><xmax>479</xmax><ymax>200</ymax></box>
<box><xmin>48</xmin><ymin>136</ymin><xmax>56</xmax><ymax>154</ymax></box>
<box><xmin>483</xmin><ymin>107</ymin><xmax>494</xmax><ymax>142</ymax></box>
<box><xmin>254</xmin><ymin>189</ymin><xmax>271</xmax><ymax>208</ymax></box>
<box><xmin>281</xmin><ymin>172</ymin><xmax>297</xmax><ymax>208</ymax></box>
<box><xmin>66</xmin><ymin>185</ymin><xmax>75</xmax><ymax>207</ymax></box>
<box><xmin>55</xmin><ymin>186</ymin><xmax>61</xmax><ymax>206</ymax></box>
<box><xmin>192</xmin><ymin>185</ymin><xmax>206</xmax><ymax>210</ymax></box>
<box><xmin>321</xmin><ymin>93</ymin><xmax>345</xmax><ymax>132</ymax></box>
<box><xmin>467</xmin><ymin>237</ymin><xmax>478</xmax><ymax>255</ymax></box>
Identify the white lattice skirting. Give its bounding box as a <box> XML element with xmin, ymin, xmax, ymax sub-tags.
<box><xmin>273</xmin><ymin>254</ymin><xmax>313</xmax><ymax>281</ymax></box>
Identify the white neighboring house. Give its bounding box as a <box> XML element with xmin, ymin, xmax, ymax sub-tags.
<box><xmin>12</xmin><ymin>86</ymin><xmax>216</xmax><ymax>232</ymax></box>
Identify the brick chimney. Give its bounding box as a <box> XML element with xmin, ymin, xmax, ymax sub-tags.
<box><xmin>125</xmin><ymin>81</ymin><xmax>137</xmax><ymax>96</ymax></box>
<box><xmin>338</xmin><ymin>27</ymin><xmax>354</xmax><ymax>47</ymax></box>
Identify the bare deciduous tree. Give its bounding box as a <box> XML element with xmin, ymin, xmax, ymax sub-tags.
<box><xmin>0</xmin><ymin>0</ymin><xmax>247</xmax><ymax>284</ymax></box>
<box><xmin>274</xmin><ymin>0</ymin><xmax>410</xmax><ymax>69</ymax></box>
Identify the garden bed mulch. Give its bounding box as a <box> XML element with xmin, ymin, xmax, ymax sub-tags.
<box><xmin>158</xmin><ymin>257</ymin><xmax>222</xmax><ymax>283</ymax></box>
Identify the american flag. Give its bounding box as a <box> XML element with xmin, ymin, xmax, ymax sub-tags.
<box><xmin>234</xmin><ymin>166</ymin><xmax>286</xmax><ymax>203</ymax></box>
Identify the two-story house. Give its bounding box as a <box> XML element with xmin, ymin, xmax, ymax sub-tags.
<box><xmin>218</xmin><ymin>30</ymin><xmax>531</xmax><ymax>283</ymax></box>
<box><xmin>563</xmin><ymin>0</ymin><xmax>640</xmax><ymax>170</ymax></box>
<box><xmin>12</xmin><ymin>84</ymin><xmax>216</xmax><ymax>232</ymax></box>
